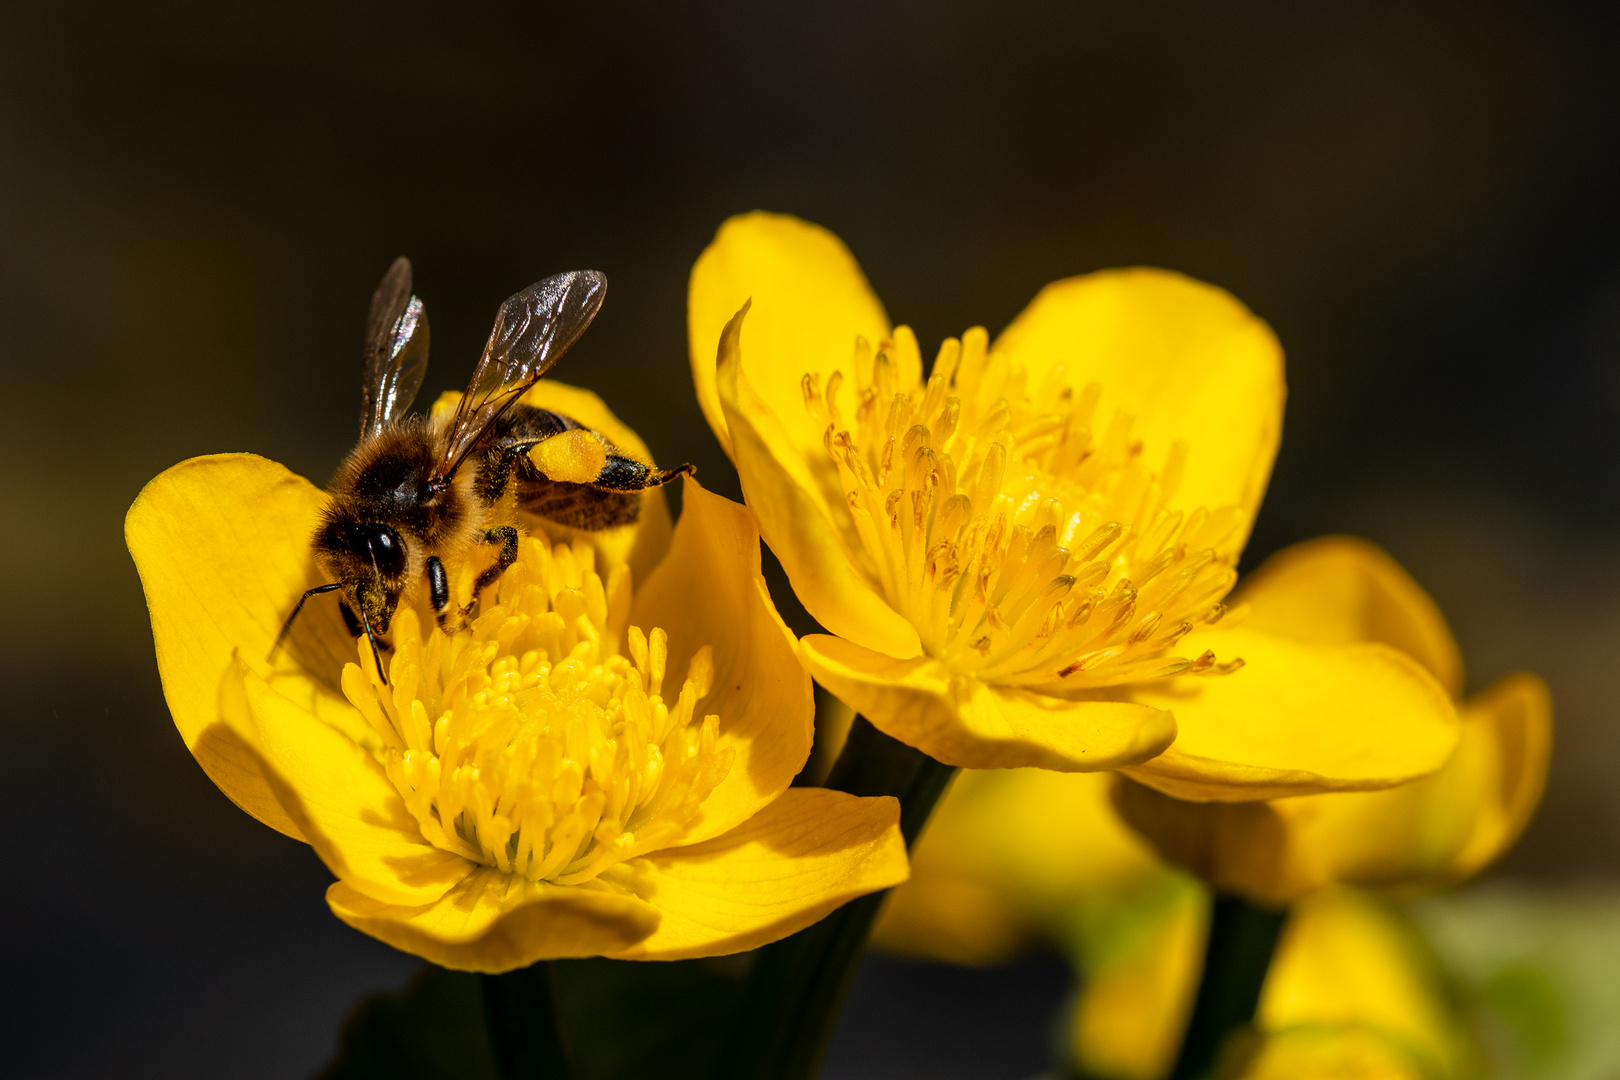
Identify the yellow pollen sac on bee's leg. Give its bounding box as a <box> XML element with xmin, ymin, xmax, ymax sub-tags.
<box><xmin>338</xmin><ymin>533</ymin><xmax>734</xmax><ymax>885</ymax></box>
<box><xmin>530</xmin><ymin>429</ymin><xmax>610</xmax><ymax>484</ymax></box>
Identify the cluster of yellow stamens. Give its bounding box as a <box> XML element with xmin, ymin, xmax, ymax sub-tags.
<box><xmin>803</xmin><ymin>326</ymin><xmax>1243</xmax><ymax>690</ymax></box>
<box><xmin>341</xmin><ymin>537</ymin><xmax>732</xmax><ymax>884</ymax></box>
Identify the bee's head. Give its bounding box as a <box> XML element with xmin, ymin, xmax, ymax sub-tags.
<box><xmin>315</xmin><ymin>518</ymin><xmax>410</xmax><ymax>635</ymax></box>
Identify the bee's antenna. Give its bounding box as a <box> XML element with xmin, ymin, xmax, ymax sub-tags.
<box><xmin>656</xmin><ymin>463</ymin><xmax>697</xmax><ymax>486</ymax></box>
<box><xmin>271</xmin><ymin>583</ymin><xmax>342</xmax><ymax>660</ymax></box>
<box><xmin>357</xmin><ymin>603</ymin><xmax>389</xmax><ymax>686</ymax></box>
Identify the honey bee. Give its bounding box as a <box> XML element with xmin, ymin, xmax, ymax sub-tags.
<box><xmin>276</xmin><ymin>257</ymin><xmax>690</xmax><ymax>678</ymax></box>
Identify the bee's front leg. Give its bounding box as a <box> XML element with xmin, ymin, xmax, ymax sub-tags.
<box><xmin>460</xmin><ymin>526</ymin><xmax>520</xmax><ymax>620</ymax></box>
<box><xmin>425</xmin><ymin>556</ymin><xmax>452</xmax><ymax>629</ymax></box>
<box><xmin>340</xmin><ymin>601</ymin><xmax>364</xmax><ymax>638</ymax></box>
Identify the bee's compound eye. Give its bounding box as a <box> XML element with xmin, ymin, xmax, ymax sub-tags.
<box><xmin>363</xmin><ymin>525</ymin><xmax>408</xmax><ymax>579</ymax></box>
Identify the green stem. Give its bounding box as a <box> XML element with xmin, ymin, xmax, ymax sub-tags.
<box><xmin>482</xmin><ymin>962</ymin><xmax>574</xmax><ymax>1080</ymax></box>
<box><xmin>1168</xmin><ymin>894</ymin><xmax>1288</xmax><ymax>1080</ymax></box>
<box><xmin>713</xmin><ymin>715</ymin><xmax>957</xmax><ymax>1080</ymax></box>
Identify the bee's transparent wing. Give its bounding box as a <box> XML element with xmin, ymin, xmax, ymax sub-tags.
<box><xmin>435</xmin><ymin>269</ymin><xmax>606</xmax><ymax>479</ymax></box>
<box><xmin>359</xmin><ymin>256</ymin><xmax>431</xmax><ymax>438</ymax></box>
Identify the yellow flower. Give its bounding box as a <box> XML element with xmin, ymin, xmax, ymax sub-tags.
<box><xmin>875</xmin><ymin>536</ymin><xmax>1546</xmax><ymax>953</ymax></box>
<box><xmin>126</xmin><ymin>382</ymin><xmax>907</xmax><ymax>973</ymax></box>
<box><xmin>689</xmin><ymin>212</ymin><xmax>1456</xmax><ymax>795</ymax></box>
<box><xmin>1074</xmin><ymin>888</ymin><xmax>1474</xmax><ymax>1080</ymax></box>
<box><xmin>872</xmin><ymin>765</ymin><xmax>1202</xmax><ymax>1079</ymax></box>
<box><xmin>1069</xmin><ymin>875</ymin><xmax>1205</xmax><ymax>1080</ymax></box>
<box><xmin>874</xmin><ymin>766</ymin><xmax>1167</xmax><ymax>966</ymax></box>
<box><xmin>1073</xmin><ymin>888</ymin><xmax>1478</xmax><ymax>1080</ymax></box>
<box><xmin>1112</xmin><ymin>536</ymin><xmax>1552</xmax><ymax>906</ymax></box>
<box><xmin>875</xmin><ymin>537</ymin><xmax>1543</xmax><ymax>1078</ymax></box>
<box><xmin>1230</xmin><ymin>888</ymin><xmax>1477</xmax><ymax>1080</ymax></box>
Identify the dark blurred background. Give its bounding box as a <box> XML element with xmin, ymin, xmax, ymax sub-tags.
<box><xmin>3</xmin><ymin>1</ymin><xmax>1617</xmax><ymax>1076</ymax></box>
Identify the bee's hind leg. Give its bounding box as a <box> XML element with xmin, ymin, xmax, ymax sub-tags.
<box><xmin>460</xmin><ymin>526</ymin><xmax>520</xmax><ymax>621</ymax></box>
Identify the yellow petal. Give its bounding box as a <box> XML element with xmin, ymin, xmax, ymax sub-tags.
<box><xmin>1255</xmin><ymin>888</ymin><xmax>1463</xmax><ymax>1077</ymax></box>
<box><xmin>716</xmin><ymin>304</ymin><xmax>922</xmax><ymax>657</ymax></box>
<box><xmin>1440</xmin><ymin>672</ymin><xmax>1552</xmax><ymax>883</ymax></box>
<box><xmin>1114</xmin><ymin>673</ymin><xmax>1551</xmax><ymax>902</ymax></box>
<box><xmin>629</xmin><ymin>479</ymin><xmax>814</xmax><ymax>844</ymax></box>
<box><xmin>943</xmin><ymin>771</ymin><xmax>1165</xmax><ymax>903</ymax></box>
<box><xmin>800</xmin><ymin>634</ymin><xmax>1175</xmax><ymax>771</ymax></box>
<box><xmin>1237</xmin><ymin>536</ymin><xmax>1463</xmax><ymax>697</ymax></box>
<box><xmin>127</xmin><ymin>454</ymin><xmax>363</xmax><ymax>840</ymax></box>
<box><xmin>430</xmin><ymin>381</ymin><xmax>675</xmax><ymax>586</ymax></box>
<box><xmin>327</xmin><ymin>870</ymin><xmax>660</xmax><ymax>973</ymax></box>
<box><xmin>1124</xmin><ymin>627</ymin><xmax>1458</xmax><ymax>801</ymax></box>
<box><xmin>1070</xmin><ymin>883</ymin><xmax>1205</xmax><ymax>1080</ymax></box>
<box><xmin>872</xmin><ymin>867</ymin><xmax>1029</xmax><ymax>967</ymax></box>
<box><xmin>603</xmin><ymin>787</ymin><xmax>908</xmax><ymax>961</ymax></box>
<box><xmin>873</xmin><ymin>771</ymin><xmax>1032</xmax><ymax>967</ymax></box>
<box><xmin>993</xmin><ymin>268</ymin><xmax>1284</xmax><ymax>539</ymax></box>
<box><xmin>875</xmin><ymin>770</ymin><xmax>1165</xmax><ymax>965</ymax></box>
<box><xmin>220</xmin><ymin>659</ymin><xmax>473</xmax><ymax>906</ymax></box>
<box><xmin>1225</xmin><ymin>1028</ymin><xmax>1433</xmax><ymax>1080</ymax></box>
<box><xmin>1282</xmin><ymin>679</ymin><xmax>1542</xmax><ymax>894</ymax></box>
<box><xmin>1111</xmin><ymin>776</ymin><xmax>1324</xmax><ymax>906</ymax></box>
<box><xmin>689</xmin><ymin>211</ymin><xmax>890</xmax><ymax>458</ymax></box>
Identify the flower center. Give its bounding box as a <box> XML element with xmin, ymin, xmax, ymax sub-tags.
<box><xmin>803</xmin><ymin>326</ymin><xmax>1243</xmax><ymax>689</ymax></box>
<box><xmin>340</xmin><ymin>536</ymin><xmax>732</xmax><ymax>884</ymax></box>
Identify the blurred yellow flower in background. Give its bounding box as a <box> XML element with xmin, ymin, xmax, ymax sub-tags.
<box><xmin>689</xmin><ymin>212</ymin><xmax>1457</xmax><ymax>799</ymax></box>
<box><xmin>1113</xmin><ymin>536</ymin><xmax>1552</xmax><ymax>906</ymax></box>
<box><xmin>873</xmin><ymin>765</ymin><xmax>1167</xmax><ymax>966</ymax></box>
<box><xmin>1221</xmin><ymin>888</ymin><xmax>1478</xmax><ymax>1080</ymax></box>
<box><xmin>1072</xmin><ymin>887</ymin><xmax>1478</xmax><ymax>1080</ymax></box>
<box><xmin>875</xmin><ymin>535</ymin><xmax>1548</xmax><ymax>1079</ymax></box>
<box><xmin>127</xmin><ymin>383</ymin><xmax>907</xmax><ymax>973</ymax></box>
